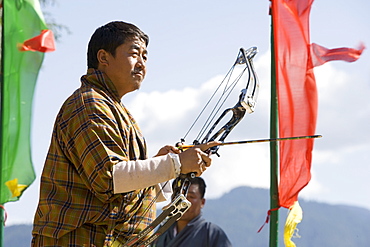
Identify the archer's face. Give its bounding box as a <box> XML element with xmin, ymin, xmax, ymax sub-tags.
<box><xmin>98</xmin><ymin>36</ymin><xmax>148</xmax><ymax>97</ymax></box>
<box><xmin>179</xmin><ymin>184</ymin><xmax>205</xmax><ymax>223</ymax></box>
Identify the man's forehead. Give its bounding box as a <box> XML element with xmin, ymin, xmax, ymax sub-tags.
<box><xmin>188</xmin><ymin>184</ymin><xmax>200</xmax><ymax>193</ymax></box>
<box><xmin>128</xmin><ymin>37</ymin><xmax>147</xmax><ymax>49</ymax></box>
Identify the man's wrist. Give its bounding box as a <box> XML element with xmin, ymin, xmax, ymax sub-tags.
<box><xmin>168</xmin><ymin>153</ymin><xmax>182</xmax><ymax>177</ymax></box>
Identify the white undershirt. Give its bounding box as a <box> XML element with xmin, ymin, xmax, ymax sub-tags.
<box><xmin>112</xmin><ymin>153</ymin><xmax>181</xmax><ymax>202</ymax></box>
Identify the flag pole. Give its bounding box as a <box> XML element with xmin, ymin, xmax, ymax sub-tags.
<box><xmin>0</xmin><ymin>1</ymin><xmax>5</xmax><ymax>246</ymax></box>
<box><xmin>269</xmin><ymin>7</ymin><xmax>279</xmax><ymax>247</ymax></box>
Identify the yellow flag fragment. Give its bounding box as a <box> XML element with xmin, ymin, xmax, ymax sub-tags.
<box><xmin>5</xmin><ymin>178</ymin><xmax>28</xmax><ymax>198</ymax></box>
<box><xmin>284</xmin><ymin>201</ymin><xmax>302</xmax><ymax>247</ymax></box>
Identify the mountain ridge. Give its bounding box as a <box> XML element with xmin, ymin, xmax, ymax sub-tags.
<box><xmin>5</xmin><ymin>185</ymin><xmax>370</xmax><ymax>246</ymax></box>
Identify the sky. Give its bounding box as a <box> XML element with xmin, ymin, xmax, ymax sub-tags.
<box><xmin>5</xmin><ymin>0</ymin><xmax>370</xmax><ymax>225</ymax></box>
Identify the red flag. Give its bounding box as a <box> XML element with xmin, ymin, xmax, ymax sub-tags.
<box><xmin>271</xmin><ymin>0</ymin><xmax>364</xmax><ymax>245</ymax></box>
<box><xmin>271</xmin><ymin>0</ymin><xmax>364</xmax><ymax>209</ymax></box>
<box><xmin>272</xmin><ymin>0</ymin><xmax>317</xmax><ymax>209</ymax></box>
<box><xmin>19</xmin><ymin>29</ymin><xmax>55</xmax><ymax>52</ymax></box>
<box><xmin>311</xmin><ymin>43</ymin><xmax>365</xmax><ymax>67</ymax></box>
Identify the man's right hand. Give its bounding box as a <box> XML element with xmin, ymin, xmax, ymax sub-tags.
<box><xmin>177</xmin><ymin>141</ymin><xmax>220</xmax><ymax>176</ymax></box>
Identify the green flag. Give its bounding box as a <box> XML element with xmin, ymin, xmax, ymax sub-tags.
<box><xmin>1</xmin><ymin>0</ymin><xmax>55</xmax><ymax>204</ymax></box>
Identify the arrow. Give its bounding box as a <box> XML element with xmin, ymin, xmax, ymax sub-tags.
<box><xmin>180</xmin><ymin>135</ymin><xmax>322</xmax><ymax>150</ymax></box>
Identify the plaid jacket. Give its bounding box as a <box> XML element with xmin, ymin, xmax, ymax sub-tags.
<box><xmin>32</xmin><ymin>69</ymin><xmax>155</xmax><ymax>240</ymax></box>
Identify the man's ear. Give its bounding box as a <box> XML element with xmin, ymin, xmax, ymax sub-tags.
<box><xmin>201</xmin><ymin>198</ymin><xmax>206</xmax><ymax>208</ymax></box>
<box><xmin>97</xmin><ymin>49</ymin><xmax>109</xmax><ymax>67</ymax></box>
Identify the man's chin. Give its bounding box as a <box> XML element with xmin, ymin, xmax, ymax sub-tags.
<box><xmin>132</xmin><ymin>81</ymin><xmax>142</xmax><ymax>91</ymax></box>
<box><xmin>178</xmin><ymin>214</ymin><xmax>193</xmax><ymax>222</ymax></box>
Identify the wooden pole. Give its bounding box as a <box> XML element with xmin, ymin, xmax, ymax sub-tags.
<box><xmin>269</xmin><ymin>9</ymin><xmax>279</xmax><ymax>247</ymax></box>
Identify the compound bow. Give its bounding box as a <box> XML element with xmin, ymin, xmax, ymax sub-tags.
<box><xmin>115</xmin><ymin>46</ymin><xmax>259</xmax><ymax>247</ymax></box>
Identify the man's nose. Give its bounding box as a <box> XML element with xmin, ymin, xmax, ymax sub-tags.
<box><xmin>137</xmin><ymin>55</ymin><xmax>146</xmax><ymax>69</ymax></box>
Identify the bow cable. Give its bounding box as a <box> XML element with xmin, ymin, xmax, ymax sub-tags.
<box><xmin>182</xmin><ymin>47</ymin><xmax>259</xmax><ymax>149</ymax></box>
<box><xmin>195</xmin><ymin>66</ymin><xmax>246</xmax><ymax>142</ymax></box>
<box><xmin>181</xmin><ymin>64</ymin><xmax>237</xmax><ymax>142</ymax></box>
<box><xmin>182</xmin><ymin>47</ymin><xmax>258</xmax><ymax>145</ymax></box>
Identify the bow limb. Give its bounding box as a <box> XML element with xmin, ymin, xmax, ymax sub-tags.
<box><xmin>122</xmin><ymin>194</ymin><xmax>191</xmax><ymax>247</ymax></box>
<box><xmin>118</xmin><ymin>174</ymin><xmax>194</xmax><ymax>246</ymax></box>
<box><xmin>187</xmin><ymin>47</ymin><xmax>260</xmax><ymax>156</ymax></box>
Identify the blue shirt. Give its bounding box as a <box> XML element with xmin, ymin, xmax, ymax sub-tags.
<box><xmin>152</xmin><ymin>214</ymin><xmax>232</xmax><ymax>247</ymax></box>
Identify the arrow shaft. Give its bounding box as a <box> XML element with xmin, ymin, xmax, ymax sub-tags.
<box><xmin>181</xmin><ymin>135</ymin><xmax>322</xmax><ymax>149</ymax></box>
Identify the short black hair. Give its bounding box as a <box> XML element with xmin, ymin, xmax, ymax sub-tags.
<box><xmin>173</xmin><ymin>176</ymin><xmax>207</xmax><ymax>199</ymax></box>
<box><xmin>87</xmin><ymin>21</ymin><xmax>149</xmax><ymax>69</ymax></box>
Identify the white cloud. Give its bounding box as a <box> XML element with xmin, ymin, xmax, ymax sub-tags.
<box><xmin>202</xmin><ymin>144</ymin><xmax>271</xmax><ymax>199</ymax></box>
<box><xmin>126</xmin><ymin>50</ymin><xmax>370</xmax><ymax>211</ymax></box>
